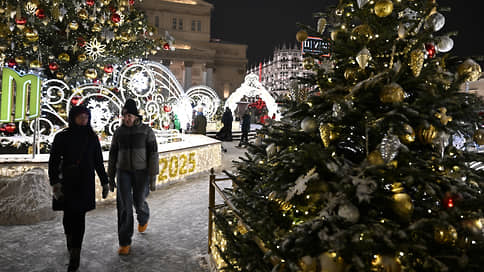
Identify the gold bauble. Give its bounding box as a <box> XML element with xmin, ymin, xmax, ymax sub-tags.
<box><xmin>77</xmin><ymin>54</ymin><xmax>87</xmax><ymax>62</ymax></box>
<box><xmin>372</xmin><ymin>255</ymin><xmax>401</xmax><ymax>272</ymax></box>
<box><xmin>399</xmin><ymin>124</ymin><xmax>415</xmax><ymax>144</ymax></box>
<box><xmin>56</xmin><ymin>72</ymin><xmax>64</xmax><ymax>79</ymax></box>
<box><xmin>150</xmin><ymin>49</ymin><xmax>158</xmax><ymax>55</ymax></box>
<box><xmin>299</xmin><ymin>256</ymin><xmax>317</xmax><ymax>272</ymax></box>
<box><xmin>368</xmin><ymin>150</ymin><xmax>385</xmax><ymax>165</ymax></box>
<box><xmin>392</xmin><ymin>193</ymin><xmax>413</xmax><ymax>219</ymax></box>
<box><xmin>380</xmin><ymin>83</ymin><xmax>405</xmax><ymax>103</ymax></box>
<box><xmin>84</xmin><ymin>68</ymin><xmax>98</xmax><ymax>79</ymax></box>
<box><xmin>303</xmin><ymin>57</ymin><xmax>314</xmax><ymax>70</ymax></box>
<box><xmin>374</xmin><ymin>0</ymin><xmax>393</xmax><ymax>18</ymax></box>
<box><xmin>296</xmin><ymin>30</ymin><xmax>308</xmax><ymax>42</ymax></box>
<box><xmin>25</xmin><ymin>28</ymin><xmax>39</xmax><ymax>42</ymax></box>
<box><xmin>457</xmin><ymin>58</ymin><xmax>482</xmax><ymax>82</ymax></box>
<box><xmin>58</xmin><ymin>52</ymin><xmax>70</xmax><ymax>62</ymax></box>
<box><xmin>68</xmin><ymin>21</ymin><xmax>79</xmax><ymax>31</ymax></box>
<box><xmin>29</xmin><ymin>59</ymin><xmax>41</xmax><ymax>68</ymax></box>
<box><xmin>344</xmin><ymin>67</ymin><xmax>359</xmax><ymax>81</ymax></box>
<box><xmin>319</xmin><ymin>123</ymin><xmax>338</xmax><ymax>148</ymax></box>
<box><xmin>78</xmin><ymin>9</ymin><xmax>88</xmax><ymax>20</ymax></box>
<box><xmin>409</xmin><ymin>49</ymin><xmax>425</xmax><ymax>77</ymax></box>
<box><xmin>15</xmin><ymin>56</ymin><xmax>25</xmax><ymax>64</ymax></box>
<box><xmin>434</xmin><ymin>225</ymin><xmax>458</xmax><ymax>244</ymax></box>
<box><xmin>434</xmin><ymin>107</ymin><xmax>452</xmax><ymax>125</ymax></box>
<box><xmin>319</xmin><ymin>252</ymin><xmax>346</xmax><ymax>272</ymax></box>
<box><xmin>418</xmin><ymin>124</ymin><xmax>437</xmax><ymax>144</ymax></box>
<box><xmin>32</xmin><ymin>45</ymin><xmax>38</xmax><ymax>52</ymax></box>
<box><xmin>356</xmin><ymin>47</ymin><xmax>371</xmax><ymax>69</ymax></box>
<box><xmin>473</xmin><ymin>129</ymin><xmax>484</xmax><ymax>145</ymax></box>
<box><xmin>92</xmin><ymin>23</ymin><xmax>102</xmax><ymax>32</ymax></box>
<box><xmin>352</xmin><ymin>24</ymin><xmax>373</xmax><ymax>43</ymax></box>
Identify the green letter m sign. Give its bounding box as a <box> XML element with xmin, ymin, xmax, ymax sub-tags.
<box><xmin>0</xmin><ymin>68</ymin><xmax>41</xmax><ymax>123</ymax></box>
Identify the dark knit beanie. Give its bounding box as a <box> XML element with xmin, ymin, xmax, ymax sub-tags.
<box><xmin>68</xmin><ymin>105</ymin><xmax>91</xmax><ymax>127</ymax></box>
<box><xmin>122</xmin><ymin>99</ymin><xmax>141</xmax><ymax>117</ymax></box>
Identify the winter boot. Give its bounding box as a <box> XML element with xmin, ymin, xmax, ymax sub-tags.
<box><xmin>65</xmin><ymin>234</ymin><xmax>73</xmax><ymax>252</ymax></box>
<box><xmin>67</xmin><ymin>248</ymin><xmax>81</xmax><ymax>272</ymax></box>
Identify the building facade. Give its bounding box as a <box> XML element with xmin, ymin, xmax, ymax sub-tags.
<box><xmin>138</xmin><ymin>0</ymin><xmax>248</xmax><ymax>99</ymax></box>
<box><xmin>246</xmin><ymin>44</ymin><xmax>314</xmax><ymax>99</ymax></box>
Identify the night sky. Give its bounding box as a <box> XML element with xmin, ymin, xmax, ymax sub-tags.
<box><xmin>208</xmin><ymin>0</ymin><xmax>484</xmax><ymax>68</ymax></box>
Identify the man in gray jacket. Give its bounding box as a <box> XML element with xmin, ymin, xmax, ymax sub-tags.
<box><xmin>108</xmin><ymin>99</ymin><xmax>159</xmax><ymax>255</ymax></box>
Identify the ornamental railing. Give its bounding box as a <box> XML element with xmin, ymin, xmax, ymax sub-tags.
<box><xmin>208</xmin><ymin>168</ymin><xmax>280</xmax><ymax>271</ymax></box>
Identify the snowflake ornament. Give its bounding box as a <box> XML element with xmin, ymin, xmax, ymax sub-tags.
<box><xmin>84</xmin><ymin>38</ymin><xmax>106</xmax><ymax>61</ymax></box>
<box><xmin>88</xmin><ymin>100</ymin><xmax>113</xmax><ymax>132</ymax></box>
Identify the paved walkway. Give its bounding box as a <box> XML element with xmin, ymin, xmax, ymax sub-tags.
<box><xmin>0</xmin><ymin>140</ymin><xmax>245</xmax><ymax>272</ymax></box>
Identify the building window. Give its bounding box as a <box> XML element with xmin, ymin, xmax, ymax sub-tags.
<box><xmin>155</xmin><ymin>16</ymin><xmax>159</xmax><ymax>28</ymax></box>
<box><xmin>172</xmin><ymin>18</ymin><xmax>177</xmax><ymax>30</ymax></box>
<box><xmin>191</xmin><ymin>20</ymin><xmax>196</xmax><ymax>31</ymax></box>
<box><xmin>197</xmin><ymin>20</ymin><xmax>201</xmax><ymax>32</ymax></box>
<box><xmin>178</xmin><ymin>18</ymin><xmax>183</xmax><ymax>30</ymax></box>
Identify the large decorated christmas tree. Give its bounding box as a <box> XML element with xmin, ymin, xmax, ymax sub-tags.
<box><xmin>0</xmin><ymin>0</ymin><xmax>169</xmax><ymax>85</ymax></box>
<box><xmin>212</xmin><ymin>0</ymin><xmax>484</xmax><ymax>271</ymax></box>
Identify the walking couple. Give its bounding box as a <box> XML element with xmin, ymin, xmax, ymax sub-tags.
<box><xmin>48</xmin><ymin>99</ymin><xmax>159</xmax><ymax>271</ymax></box>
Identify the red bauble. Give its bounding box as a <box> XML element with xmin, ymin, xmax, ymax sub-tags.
<box><xmin>70</xmin><ymin>96</ymin><xmax>82</xmax><ymax>105</ymax></box>
<box><xmin>129</xmin><ymin>0</ymin><xmax>135</xmax><ymax>5</ymax></box>
<box><xmin>163</xmin><ymin>43</ymin><xmax>170</xmax><ymax>50</ymax></box>
<box><xmin>7</xmin><ymin>59</ymin><xmax>17</xmax><ymax>67</ymax></box>
<box><xmin>111</xmin><ymin>13</ymin><xmax>121</xmax><ymax>23</ymax></box>
<box><xmin>49</xmin><ymin>62</ymin><xmax>59</xmax><ymax>71</ymax></box>
<box><xmin>15</xmin><ymin>17</ymin><xmax>27</xmax><ymax>25</ymax></box>
<box><xmin>112</xmin><ymin>87</ymin><xmax>119</xmax><ymax>93</ymax></box>
<box><xmin>425</xmin><ymin>43</ymin><xmax>436</xmax><ymax>58</ymax></box>
<box><xmin>444</xmin><ymin>197</ymin><xmax>454</xmax><ymax>208</ymax></box>
<box><xmin>35</xmin><ymin>8</ymin><xmax>45</xmax><ymax>19</ymax></box>
<box><xmin>86</xmin><ymin>0</ymin><xmax>95</xmax><ymax>6</ymax></box>
<box><xmin>104</xmin><ymin>65</ymin><xmax>114</xmax><ymax>73</ymax></box>
<box><xmin>163</xmin><ymin>105</ymin><xmax>172</xmax><ymax>112</ymax></box>
<box><xmin>5</xmin><ymin>123</ymin><xmax>16</xmax><ymax>133</ymax></box>
<box><xmin>77</xmin><ymin>37</ymin><xmax>86</xmax><ymax>47</ymax></box>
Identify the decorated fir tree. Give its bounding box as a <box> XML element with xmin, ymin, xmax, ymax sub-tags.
<box><xmin>0</xmin><ymin>0</ymin><xmax>169</xmax><ymax>85</ymax></box>
<box><xmin>213</xmin><ymin>0</ymin><xmax>484</xmax><ymax>271</ymax></box>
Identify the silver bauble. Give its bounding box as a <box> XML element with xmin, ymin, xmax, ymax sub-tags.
<box><xmin>436</xmin><ymin>36</ymin><xmax>454</xmax><ymax>53</ymax></box>
<box><xmin>266</xmin><ymin>143</ymin><xmax>277</xmax><ymax>158</ymax></box>
<box><xmin>301</xmin><ymin>117</ymin><xmax>318</xmax><ymax>133</ymax></box>
<box><xmin>356</xmin><ymin>47</ymin><xmax>371</xmax><ymax>69</ymax></box>
<box><xmin>425</xmin><ymin>12</ymin><xmax>445</xmax><ymax>32</ymax></box>
<box><xmin>338</xmin><ymin>203</ymin><xmax>360</xmax><ymax>223</ymax></box>
<box><xmin>317</xmin><ymin>18</ymin><xmax>327</xmax><ymax>34</ymax></box>
<box><xmin>356</xmin><ymin>0</ymin><xmax>369</xmax><ymax>9</ymax></box>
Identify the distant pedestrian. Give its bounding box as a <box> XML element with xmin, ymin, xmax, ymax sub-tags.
<box><xmin>48</xmin><ymin>105</ymin><xmax>110</xmax><ymax>271</ymax></box>
<box><xmin>238</xmin><ymin>111</ymin><xmax>251</xmax><ymax>147</ymax></box>
<box><xmin>108</xmin><ymin>99</ymin><xmax>159</xmax><ymax>255</ymax></box>
<box><xmin>216</xmin><ymin>107</ymin><xmax>233</xmax><ymax>141</ymax></box>
<box><xmin>192</xmin><ymin>107</ymin><xmax>207</xmax><ymax>135</ymax></box>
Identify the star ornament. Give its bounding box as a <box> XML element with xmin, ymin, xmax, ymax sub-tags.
<box><xmin>84</xmin><ymin>38</ymin><xmax>106</xmax><ymax>61</ymax></box>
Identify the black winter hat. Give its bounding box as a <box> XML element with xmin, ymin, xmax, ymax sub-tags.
<box><xmin>122</xmin><ymin>99</ymin><xmax>141</xmax><ymax>118</ymax></box>
<box><xmin>68</xmin><ymin>105</ymin><xmax>91</xmax><ymax>127</ymax></box>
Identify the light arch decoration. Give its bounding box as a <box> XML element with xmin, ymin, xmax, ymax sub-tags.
<box><xmin>225</xmin><ymin>73</ymin><xmax>279</xmax><ymax>119</ymax></box>
<box><xmin>0</xmin><ymin>60</ymin><xmax>220</xmax><ymax>149</ymax></box>
<box><xmin>186</xmin><ymin>85</ymin><xmax>220</xmax><ymax>121</ymax></box>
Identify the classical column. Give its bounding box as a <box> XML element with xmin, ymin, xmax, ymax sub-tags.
<box><xmin>204</xmin><ymin>63</ymin><xmax>214</xmax><ymax>88</ymax></box>
<box><xmin>183</xmin><ymin>61</ymin><xmax>193</xmax><ymax>89</ymax></box>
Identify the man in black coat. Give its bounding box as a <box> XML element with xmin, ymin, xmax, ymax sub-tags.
<box><xmin>238</xmin><ymin>111</ymin><xmax>251</xmax><ymax>147</ymax></box>
<box><xmin>216</xmin><ymin>107</ymin><xmax>233</xmax><ymax>141</ymax></box>
<box><xmin>48</xmin><ymin>105</ymin><xmax>109</xmax><ymax>271</ymax></box>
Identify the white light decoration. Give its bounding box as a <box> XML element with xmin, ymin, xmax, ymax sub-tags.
<box><xmin>84</xmin><ymin>38</ymin><xmax>106</xmax><ymax>61</ymax></box>
<box><xmin>0</xmin><ymin>60</ymin><xmax>220</xmax><ymax>151</ymax></box>
<box><xmin>225</xmin><ymin>73</ymin><xmax>279</xmax><ymax>120</ymax></box>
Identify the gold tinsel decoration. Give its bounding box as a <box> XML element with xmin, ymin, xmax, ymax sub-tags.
<box><xmin>457</xmin><ymin>59</ymin><xmax>482</xmax><ymax>82</ymax></box>
<box><xmin>25</xmin><ymin>28</ymin><xmax>39</xmax><ymax>42</ymax></box>
<box><xmin>374</xmin><ymin>0</ymin><xmax>393</xmax><ymax>17</ymax></box>
<box><xmin>319</xmin><ymin>123</ymin><xmax>338</xmax><ymax>148</ymax></box>
<box><xmin>58</xmin><ymin>52</ymin><xmax>70</xmax><ymax>62</ymax></box>
<box><xmin>15</xmin><ymin>56</ymin><xmax>25</xmax><ymax>64</ymax></box>
<box><xmin>409</xmin><ymin>49</ymin><xmax>425</xmax><ymax>77</ymax></box>
<box><xmin>434</xmin><ymin>225</ymin><xmax>458</xmax><ymax>244</ymax></box>
<box><xmin>29</xmin><ymin>59</ymin><xmax>41</xmax><ymax>68</ymax></box>
<box><xmin>78</xmin><ymin>9</ymin><xmax>88</xmax><ymax>20</ymax></box>
<box><xmin>92</xmin><ymin>23</ymin><xmax>102</xmax><ymax>32</ymax></box>
<box><xmin>380</xmin><ymin>83</ymin><xmax>405</xmax><ymax>103</ymax></box>
<box><xmin>418</xmin><ymin>124</ymin><xmax>437</xmax><ymax>144</ymax></box>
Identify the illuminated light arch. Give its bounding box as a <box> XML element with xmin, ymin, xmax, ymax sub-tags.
<box><xmin>225</xmin><ymin>73</ymin><xmax>279</xmax><ymax>119</ymax></box>
<box><xmin>186</xmin><ymin>85</ymin><xmax>220</xmax><ymax>121</ymax></box>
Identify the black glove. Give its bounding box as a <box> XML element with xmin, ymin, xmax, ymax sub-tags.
<box><xmin>149</xmin><ymin>176</ymin><xmax>157</xmax><ymax>192</ymax></box>
<box><xmin>102</xmin><ymin>184</ymin><xmax>109</xmax><ymax>199</ymax></box>
<box><xmin>52</xmin><ymin>183</ymin><xmax>64</xmax><ymax>200</ymax></box>
<box><xmin>108</xmin><ymin>178</ymin><xmax>116</xmax><ymax>192</ymax></box>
